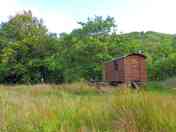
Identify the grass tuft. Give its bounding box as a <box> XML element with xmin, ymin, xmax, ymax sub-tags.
<box><xmin>0</xmin><ymin>83</ymin><xmax>175</xmax><ymax>131</ymax></box>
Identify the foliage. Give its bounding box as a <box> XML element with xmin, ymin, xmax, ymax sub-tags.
<box><xmin>0</xmin><ymin>11</ymin><xmax>61</xmax><ymax>83</ymax></box>
<box><xmin>0</xmin><ymin>10</ymin><xmax>176</xmax><ymax>83</ymax></box>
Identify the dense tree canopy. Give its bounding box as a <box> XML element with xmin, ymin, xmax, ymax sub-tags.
<box><xmin>0</xmin><ymin>10</ymin><xmax>175</xmax><ymax>84</ymax></box>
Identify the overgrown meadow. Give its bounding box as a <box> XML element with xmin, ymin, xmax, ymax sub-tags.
<box><xmin>0</xmin><ymin>82</ymin><xmax>176</xmax><ymax>132</ymax></box>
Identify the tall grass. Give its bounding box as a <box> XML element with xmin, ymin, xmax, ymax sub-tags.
<box><xmin>0</xmin><ymin>83</ymin><xmax>175</xmax><ymax>131</ymax></box>
<box><xmin>112</xmin><ymin>89</ymin><xmax>176</xmax><ymax>132</ymax></box>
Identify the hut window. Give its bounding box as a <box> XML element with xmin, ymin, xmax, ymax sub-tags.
<box><xmin>113</xmin><ymin>61</ymin><xmax>118</xmax><ymax>71</ymax></box>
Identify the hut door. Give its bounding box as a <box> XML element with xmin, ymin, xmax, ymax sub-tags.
<box><xmin>130</xmin><ymin>58</ymin><xmax>140</xmax><ymax>81</ymax></box>
<box><xmin>113</xmin><ymin>61</ymin><xmax>119</xmax><ymax>81</ymax></box>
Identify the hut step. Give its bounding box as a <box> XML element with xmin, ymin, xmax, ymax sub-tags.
<box><xmin>131</xmin><ymin>81</ymin><xmax>140</xmax><ymax>89</ymax></box>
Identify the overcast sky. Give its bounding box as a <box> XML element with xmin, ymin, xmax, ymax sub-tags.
<box><xmin>0</xmin><ymin>0</ymin><xmax>176</xmax><ymax>34</ymax></box>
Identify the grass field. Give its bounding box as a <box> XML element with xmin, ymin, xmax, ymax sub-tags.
<box><xmin>0</xmin><ymin>82</ymin><xmax>176</xmax><ymax>132</ymax></box>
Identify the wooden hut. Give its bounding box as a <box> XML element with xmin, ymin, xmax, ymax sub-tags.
<box><xmin>103</xmin><ymin>53</ymin><xmax>147</xmax><ymax>85</ymax></box>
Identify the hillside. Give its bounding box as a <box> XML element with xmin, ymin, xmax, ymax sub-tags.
<box><xmin>120</xmin><ymin>31</ymin><xmax>176</xmax><ymax>80</ymax></box>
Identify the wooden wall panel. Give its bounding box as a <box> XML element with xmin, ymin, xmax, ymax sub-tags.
<box><xmin>104</xmin><ymin>54</ymin><xmax>147</xmax><ymax>83</ymax></box>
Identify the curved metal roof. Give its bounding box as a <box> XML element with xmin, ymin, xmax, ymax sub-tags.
<box><xmin>104</xmin><ymin>53</ymin><xmax>146</xmax><ymax>64</ymax></box>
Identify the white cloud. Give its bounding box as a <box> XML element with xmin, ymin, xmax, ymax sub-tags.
<box><xmin>0</xmin><ymin>0</ymin><xmax>79</xmax><ymax>33</ymax></box>
<box><xmin>0</xmin><ymin>0</ymin><xmax>19</xmax><ymax>21</ymax></box>
<box><xmin>1</xmin><ymin>0</ymin><xmax>176</xmax><ymax>34</ymax></box>
<box><xmin>33</xmin><ymin>11</ymin><xmax>80</xmax><ymax>33</ymax></box>
<box><xmin>114</xmin><ymin>0</ymin><xmax>176</xmax><ymax>34</ymax></box>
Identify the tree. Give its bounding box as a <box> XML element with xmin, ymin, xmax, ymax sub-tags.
<box><xmin>0</xmin><ymin>11</ymin><xmax>176</xmax><ymax>84</ymax></box>
<box><xmin>0</xmin><ymin>10</ymin><xmax>59</xmax><ymax>83</ymax></box>
<box><xmin>73</xmin><ymin>16</ymin><xmax>116</xmax><ymax>37</ymax></box>
<box><xmin>56</xmin><ymin>16</ymin><xmax>120</xmax><ymax>82</ymax></box>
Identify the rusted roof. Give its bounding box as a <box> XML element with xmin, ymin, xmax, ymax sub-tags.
<box><xmin>104</xmin><ymin>53</ymin><xmax>146</xmax><ymax>64</ymax></box>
